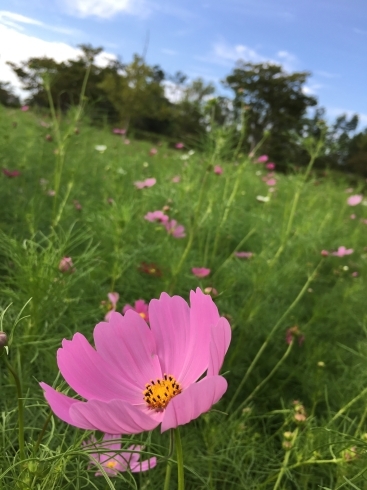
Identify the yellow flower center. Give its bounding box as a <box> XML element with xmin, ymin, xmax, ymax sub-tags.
<box><xmin>106</xmin><ymin>461</ymin><xmax>117</xmax><ymax>469</ymax></box>
<box><xmin>143</xmin><ymin>374</ymin><xmax>182</xmax><ymax>411</ymax></box>
<box><xmin>139</xmin><ymin>312</ymin><xmax>147</xmax><ymax>319</ymax></box>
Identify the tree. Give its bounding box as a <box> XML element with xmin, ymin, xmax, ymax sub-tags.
<box><xmin>223</xmin><ymin>62</ymin><xmax>317</xmax><ymax>164</ymax></box>
<box><xmin>0</xmin><ymin>82</ymin><xmax>20</xmax><ymax>107</ymax></box>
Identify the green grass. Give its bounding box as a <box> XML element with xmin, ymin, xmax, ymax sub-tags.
<box><xmin>1</xmin><ymin>103</ymin><xmax>367</xmax><ymax>489</ymax></box>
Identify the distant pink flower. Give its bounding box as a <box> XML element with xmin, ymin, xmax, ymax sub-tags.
<box><xmin>123</xmin><ymin>299</ymin><xmax>149</xmax><ymax>323</ymax></box>
<box><xmin>73</xmin><ymin>200</ymin><xmax>82</xmax><ymax>211</ymax></box>
<box><xmin>124</xmin><ymin>139</ymin><xmax>130</xmax><ymax>145</ymax></box>
<box><xmin>144</xmin><ymin>210</ymin><xmax>168</xmax><ymax>223</ymax></box>
<box><xmin>266</xmin><ymin>162</ymin><xmax>275</xmax><ymax>170</ymax></box>
<box><xmin>266</xmin><ymin>178</ymin><xmax>277</xmax><ymax>186</ymax></box>
<box><xmin>286</xmin><ymin>326</ymin><xmax>304</xmax><ymax>346</ymax></box>
<box><xmin>113</xmin><ymin>128</ymin><xmax>126</xmax><ymax>135</ymax></box>
<box><xmin>21</xmin><ymin>105</ymin><xmax>29</xmax><ymax>112</ymax></box>
<box><xmin>362</xmin><ymin>219</ymin><xmax>367</xmax><ymax>225</ymax></box>
<box><xmin>332</xmin><ymin>246</ymin><xmax>354</xmax><ymax>257</ymax></box>
<box><xmin>2</xmin><ymin>168</ymin><xmax>20</xmax><ymax>178</ymax></box>
<box><xmin>350</xmin><ymin>214</ymin><xmax>356</xmax><ymax>219</ymax></box>
<box><xmin>175</xmin><ymin>142</ymin><xmax>184</xmax><ymax>149</ymax></box>
<box><xmin>164</xmin><ymin>219</ymin><xmax>186</xmax><ymax>238</ymax></box>
<box><xmin>256</xmin><ymin>155</ymin><xmax>268</xmax><ymax>163</ymax></box>
<box><xmin>347</xmin><ymin>195</ymin><xmax>363</xmax><ymax>206</ymax></box>
<box><xmin>40</xmin><ymin>289</ymin><xmax>231</xmax><ymax>434</ymax></box>
<box><xmin>134</xmin><ymin>178</ymin><xmax>156</xmax><ymax>189</ymax></box>
<box><xmin>172</xmin><ymin>175</ymin><xmax>181</xmax><ymax>183</ymax></box>
<box><xmin>320</xmin><ymin>250</ymin><xmax>329</xmax><ymax>257</ymax></box>
<box><xmin>59</xmin><ymin>257</ymin><xmax>75</xmax><ymax>273</ymax></box>
<box><xmin>82</xmin><ymin>434</ymin><xmax>157</xmax><ymax>476</ymax></box>
<box><xmin>235</xmin><ymin>251</ymin><xmax>253</xmax><ymax>259</ymax></box>
<box><xmin>105</xmin><ymin>292</ymin><xmax>120</xmax><ymax>321</ymax></box>
<box><xmin>192</xmin><ymin>268</ymin><xmax>211</xmax><ymax>278</ymax></box>
<box><xmin>214</xmin><ymin>165</ymin><xmax>223</xmax><ymax>175</ymax></box>
<box><xmin>149</xmin><ymin>148</ymin><xmax>158</xmax><ymax>156</ymax></box>
<box><xmin>352</xmin><ymin>271</ymin><xmax>359</xmax><ymax>277</ymax></box>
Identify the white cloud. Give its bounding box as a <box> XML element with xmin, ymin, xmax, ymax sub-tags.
<box><xmin>163</xmin><ymin>81</ymin><xmax>184</xmax><ymax>103</ymax></box>
<box><xmin>61</xmin><ymin>0</ymin><xmax>141</xmax><ymax>18</ymax></box>
<box><xmin>0</xmin><ymin>24</ymin><xmax>115</xmax><ymax>99</ymax></box>
<box><xmin>0</xmin><ymin>10</ymin><xmax>80</xmax><ymax>36</ymax></box>
<box><xmin>315</xmin><ymin>70</ymin><xmax>340</xmax><ymax>79</ymax></box>
<box><xmin>161</xmin><ymin>48</ymin><xmax>177</xmax><ymax>56</ymax></box>
<box><xmin>302</xmin><ymin>83</ymin><xmax>323</xmax><ymax>96</ymax></box>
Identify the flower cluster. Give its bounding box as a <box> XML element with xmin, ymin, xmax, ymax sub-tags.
<box><xmin>144</xmin><ymin>210</ymin><xmax>186</xmax><ymax>238</ymax></box>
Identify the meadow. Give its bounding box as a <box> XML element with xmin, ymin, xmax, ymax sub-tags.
<box><xmin>1</xmin><ymin>101</ymin><xmax>367</xmax><ymax>490</ymax></box>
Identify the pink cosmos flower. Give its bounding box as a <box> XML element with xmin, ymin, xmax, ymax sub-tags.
<box><xmin>83</xmin><ymin>434</ymin><xmax>156</xmax><ymax>476</ymax></box>
<box><xmin>59</xmin><ymin>257</ymin><xmax>75</xmax><ymax>273</ymax></box>
<box><xmin>105</xmin><ymin>293</ymin><xmax>120</xmax><ymax>322</ymax></box>
<box><xmin>113</xmin><ymin>128</ymin><xmax>126</xmax><ymax>135</ymax></box>
<box><xmin>347</xmin><ymin>195</ymin><xmax>363</xmax><ymax>206</ymax></box>
<box><xmin>256</xmin><ymin>155</ymin><xmax>268</xmax><ymax>163</ymax></box>
<box><xmin>40</xmin><ymin>288</ymin><xmax>231</xmax><ymax>434</ymax></box>
<box><xmin>214</xmin><ymin>165</ymin><xmax>223</xmax><ymax>175</ymax></box>
<box><xmin>172</xmin><ymin>175</ymin><xmax>181</xmax><ymax>183</ymax></box>
<box><xmin>332</xmin><ymin>246</ymin><xmax>354</xmax><ymax>257</ymax></box>
<box><xmin>266</xmin><ymin>163</ymin><xmax>275</xmax><ymax>170</ymax></box>
<box><xmin>192</xmin><ymin>268</ymin><xmax>211</xmax><ymax>278</ymax></box>
<box><xmin>352</xmin><ymin>271</ymin><xmax>359</xmax><ymax>277</ymax></box>
<box><xmin>2</xmin><ymin>168</ymin><xmax>21</xmax><ymax>178</ymax></box>
<box><xmin>149</xmin><ymin>148</ymin><xmax>158</xmax><ymax>156</ymax></box>
<box><xmin>235</xmin><ymin>251</ymin><xmax>253</xmax><ymax>259</ymax></box>
<box><xmin>350</xmin><ymin>214</ymin><xmax>356</xmax><ymax>219</ymax></box>
<box><xmin>286</xmin><ymin>326</ymin><xmax>305</xmax><ymax>346</ymax></box>
<box><xmin>266</xmin><ymin>178</ymin><xmax>277</xmax><ymax>186</ymax></box>
<box><xmin>320</xmin><ymin>250</ymin><xmax>329</xmax><ymax>257</ymax></box>
<box><xmin>144</xmin><ymin>210</ymin><xmax>169</xmax><ymax>223</ymax></box>
<box><xmin>175</xmin><ymin>142</ymin><xmax>184</xmax><ymax>149</ymax></box>
<box><xmin>73</xmin><ymin>200</ymin><xmax>82</xmax><ymax>211</ymax></box>
<box><xmin>164</xmin><ymin>219</ymin><xmax>186</xmax><ymax>238</ymax></box>
<box><xmin>123</xmin><ymin>299</ymin><xmax>149</xmax><ymax>323</ymax></box>
<box><xmin>134</xmin><ymin>178</ymin><xmax>156</xmax><ymax>189</ymax></box>
<box><xmin>21</xmin><ymin>105</ymin><xmax>29</xmax><ymax>112</ymax></box>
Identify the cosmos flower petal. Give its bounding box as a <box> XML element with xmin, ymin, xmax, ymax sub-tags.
<box><xmin>70</xmin><ymin>399</ymin><xmax>163</xmax><ymax>434</ymax></box>
<box><xmin>149</xmin><ymin>293</ymin><xmax>191</xmax><ymax>380</ymax></box>
<box><xmin>178</xmin><ymin>288</ymin><xmax>220</xmax><ymax>386</ymax></box>
<box><xmin>161</xmin><ymin>375</ymin><xmax>228</xmax><ymax>432</ymax></box>
<box><xmin>93</xmin><ymin>311</ymin><xmax>161</xmax><ymax>388</ymax></box>
<box><xmin>40</xmin><ymin>382</ymin><xmax>85</xmax><ymax>427</ymax></box>
<box><xmin>208</xmin><ymin>317</ymin><xmax>232</xmax><ymax>376</ymax></box>
<box><xmin>57</xmin><ymin>333</ymin><xmax>140</xmax><ymax>403</ymax></box>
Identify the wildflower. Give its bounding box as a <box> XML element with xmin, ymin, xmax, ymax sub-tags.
<box><xmin>192</xmin><ymin>268</ymin><xmax>211</xmax><ymax>278</ymax></box>
<box><xmin>83</xmin><ymin>434</ymin><xmax>157</xmax><ymax>476</ymax></box>
<box><xmin>332</xmin><ymin>246</ymin><xmax>354</xmax><ymax>257</ymax></box>
<box><xmin>105</xmin><ymin>293</ymin><xmax>119</xmax><ymax>322</ymax></box>
<box><xmin>286</xmin><ymin>326</ymin><xmax>304</xmax><ymax>346</ymax></box>
<box><xmin>123</xmin><ymin>299</ymin><xmax>149</xmax><ymax>323</ymax></box>
<box><xmin>256</xmin><ymin>195</ymin><xmax>270</xmax><ymax>203</ymax></box>
<box><xmin>266</xmin><ymin>162</ymin><xmax>275</xmax><ymax>170</ymax></box>
<box><xmin>113</xmin><ymin>128</ymin><xmax>126</xmax><ymax>135</ymax></box>
<box><xmin>149</xmin><ymin>148</ymin><xmax>157</xmax><ymax>156</ymax></box>
<box><xmin>40</xmin><ymin>288</ymin><xmax>231</xmax><ymax>434</ymax></box>
<box><xmin>294</xmin><ymin>413</ymin><xmax>307</xmax><ymax>423</ymax></box>
<box><xmin>214</xmin><ymin>165</ymin><xmax>223</xmax><ymax>175</ymax></box>
<box><xmin>175</xmin><ymin>142</ymin><xmax>184</xmax><ymax>149</ymax></box>
<box><xmin>235</xmin><ymin>251</ymin><xmax>253</xmax><ymax>259</ymax></box>
<box><xmin>73</xmin><ymin>200</ymin><xmax>82</xmax><ymax>211</ymax></box>
<box><xmin>21</xmin><ymin>105</ymin><xmax>29</xmax><ymax>112</ymax></box>
<box><xmin>320</xmin><ymin>250</ymin><xmax>329</xmax><ymax>256</ymax></box>
<box><xmin>347</xmin><ymin>195</ymin><xmax>363</xmax><ymax>206</ymax></box>
<box><xmin>317</xmin><ymin>361</ymin><xmax>325</xmax><ymax>368</ymax></box>
<box><xmin>188</xmin><ymin>150</ymin><xmax>195</xmax><ymax>156</ymax></box>
<box><xmin>172</xmin><ymin>175</ymin><xmax>181</xmax><ymax>183</ymax></box>
<box><xmin>352</xmin><ymin>271</ymin><xmax>358</xmax><ymax>277</ymax></box>
<box><xmin>59</xmin><ymin>257</ymin><xmax>75</xmax><ymax>273</ymax></box>
<box><xmin>134</xmin><ymin>178</ymin><xmax>156</xmax><ymax>189</ymax></box>
<box><xmin>0</xmin><ymin>331</ymin><xmax>8</xmax><ymax>354</ymax></box>
<box><xmin>164</xmin><ymin>219</ymin><xmax>186</xmax><ymax>238</ymax></box>
<box><xmin>95</xmin><ymin>145</ymin><xmax>107</xmax><ymax>153</ymax></box>
<box><xmin>256</xmin><ymin>155</ymin><xmax>268</xmax><ymax>163</ymax></box>
<box><xmin>265</xmin><ymin>178</ymin><xmax>277</xmax><ymax>186</ymax></box>
<box><xmin>180</xmin><ymin>154</ymin><xmax>189</xmax><ymax>161</ymax></box>
<box><xmin>144</xmin><ymin>210</ymin><xmax>168</xmax><ymax>223</ymax></box>
<box><xmin>139</xmin><ymin>262</ymin><xmax>162</xmax><ymax>277</ymax></box>
<box><xmin>2</xmin><ymin>168</ymin><xmax>21</xmax><ymax>178</ymax></box>
<box><xmin>342</xmin><ymin>446</ymin><xmax>358</xmax><ymax>461</ymax></box>
<box><xmin>45</xmin><ymin>134</ymin><xmax>52</xmax><ymax>142</ymax></box>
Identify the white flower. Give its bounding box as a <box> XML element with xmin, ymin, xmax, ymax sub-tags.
<box><xmin>180</xmin><ymin>154</ymin><xmax>190</xmax><ymax>161</ymax></box>
<box><xmin>188</xmin><ymin>150</ymin><xmax>195</xmax><ymax>156</ymax></box>
<box><xmin>95</xmin><ymin>145</ymin><xmax>107</xmax><ymax>153</ymax></box>
<box><xmin>256</xmin><ymin>195</ymin><xmax>270</xmax><ymax>203</ymax></box>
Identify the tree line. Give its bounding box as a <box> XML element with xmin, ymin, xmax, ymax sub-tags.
<box><xmin>1</xmin><ymin>44</ymin><xmax>366</xmax><ymax>176</ymax></box>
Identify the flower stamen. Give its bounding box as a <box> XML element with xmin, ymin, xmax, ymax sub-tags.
<box><xmin>143</xmin><ymin>374</ymin><xmax>182</xmax><ymax>411</ymax></box>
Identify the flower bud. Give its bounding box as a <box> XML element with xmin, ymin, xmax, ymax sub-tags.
<box><xmin>0</xmin><ymin>331</ymin><xmax>8</xmax><ymax>354</ymax></box>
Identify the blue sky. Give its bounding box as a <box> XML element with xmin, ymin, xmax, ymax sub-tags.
<box><xmin>1</xmin><ymin>0</ymin><xmax>366</xmax><ymax>127</ymax></box>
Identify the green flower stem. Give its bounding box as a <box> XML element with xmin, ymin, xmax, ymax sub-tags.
<box><xmin>232</xmin><ymin>340</ymin><xmax>294</xmax><ymax>418</ymax></box>
<box><xmin>163</xmin><ymin>429</ymin><xmax>174</xmax><ymax>490</ymax></box>
<box><xmin>226</xmin><ymin>260</ymin><xmax>322</xmax><ymax>413</ymax></box>
<box><xmin>174</xmin><ymin>428</ymin><xmax>185</xmax><ymax>490</ymax></box>
<box><xmin>327</xmin><ymin>384</ymin><xmax>367</xmax><ymax>427</ymax></box>
<box><xmin>33</xmin><ymin>410</ymin><xmax>53</xmax><ymax>456</ymax></box>
<box><xmin>273</xmin><ymin>429</ymin><xmax>298</xmax><ymax>490</ymax></box>
<box><xmin>2</xmin><ymin>355</ymin><xmax>25</xmax><ymax>461</ymax></box>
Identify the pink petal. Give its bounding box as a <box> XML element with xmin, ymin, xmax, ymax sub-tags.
<box><xmin>208</xmin><ymin>317</ymin><xmax>232</xmax><ymax>376</ymax></box>
<box><xmin>57</xmin><ymin>333</ymin><xmax>140</xmax><ymax>403</ymax></box>
<box><xmin>161</xmin><ymin>375</ymin><xmax>228</xmax><ymax>432</ymax></box>
<box><xmin>178</xmin><ymin>288</ymin><xmax>220</xmax><ymax>386</ymax></box>
<box><xmin>70</xmin><ymin>398</ymin><xmax>162</xmax><ymax>434</ymax></box>
<box><xmin>93</xmin><ymin>311</ymin><xmax>162</xmax><ymax>390</ymax></box>
<box><xmin>148</xmin><ymin>293</ymin><xmax>191</xmax><ymax>382</ymax></box>
<box><xmin>347</xmin><ymin>195</ymin><xmax>363</xmax><ymax>206</ymax></box>
<box><xmin>108</xmin><ymin>292</ymin><xmax>119</xmax><ymax>306</ymax></box>
<box><xmin>40</xmin><ymin>382</ymin><xmax>85</xmax><ymax>426</ymax></box>
<box><xmin>144</xmin><ymin>178</ymin><xmax>156</xmax><ymax>187</ymax></box>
